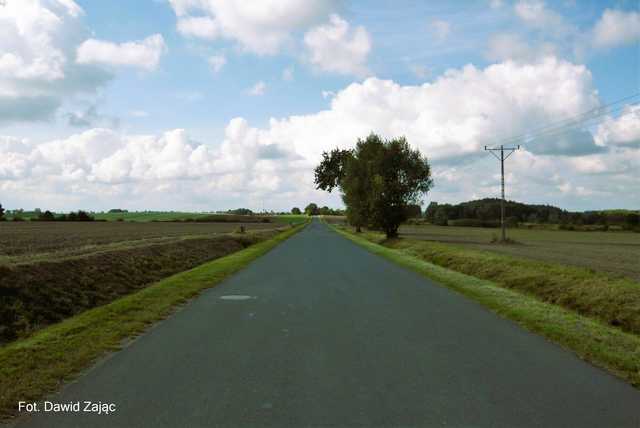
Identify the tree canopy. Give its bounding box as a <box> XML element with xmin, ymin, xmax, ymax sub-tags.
<box><xmin>314</xmin><ymin>133</ymin><xmax>433</xmax><ymax>237</ymax></box>
<box><xmin>304</xmin><ymin>203</ymin><xmax>319</xmax><ymax>216</ymax></box>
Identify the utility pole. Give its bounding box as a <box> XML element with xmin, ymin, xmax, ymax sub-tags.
<box><xmin>484</xmin><ymin>144</ymin><xmax>520</xmax><ymax>242</ymax></box>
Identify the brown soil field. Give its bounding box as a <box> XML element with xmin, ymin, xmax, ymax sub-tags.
<box><xmin>0</xmin><ymin>222</ymin><xmax>285</xmax><ymax>343</ymax></box>
<box><xmin>0</xmin><ymin>221</ymin><xmax>279</xmax><ymax>262</ymax></box>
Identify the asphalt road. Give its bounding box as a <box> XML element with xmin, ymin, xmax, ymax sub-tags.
<box><xmin>16</xmin><ymin>219</ymin><xmax>640</xmax><ymax>427</ymax></box>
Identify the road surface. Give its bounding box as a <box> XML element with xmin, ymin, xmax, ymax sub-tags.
<box><xmin>16</xmin><ymin>219</ymin><xmax>640</xmax><ymax>427</ymax></box>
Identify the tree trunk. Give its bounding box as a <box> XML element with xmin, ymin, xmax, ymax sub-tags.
<box><xmin>355</xmin><ymin>225</ymin><xmax>362</xmax><ymax>233</ymax></box>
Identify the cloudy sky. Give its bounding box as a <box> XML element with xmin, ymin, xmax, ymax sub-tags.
<box><xmin>0</xmin><ymin>0</ymin><xmax>639</xmax><ymax>212</ymax></box>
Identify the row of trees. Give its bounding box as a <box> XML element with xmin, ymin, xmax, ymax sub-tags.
<box><xmin>291</xmin><ymin>204</ymin><xmax>345</xmax><ymax>216</ymax></box>
<box><xmin>425</xmin><ymin>199</ymin><xmax>640</xmax><ymax>228</ymax></box>
<box><xmin>0</xmin><ymin>206</ymin><xmax>96</xmax><ymax>222</ymax></box>
<box><xmin>33</xmin><ymin>210</ymin><xmax>96</xmax><ymax>221</ymax></box>
<box><xmin>314</xmin><ymin>134</ymin><xmax>433</xmax><ymax>238</ymax></box>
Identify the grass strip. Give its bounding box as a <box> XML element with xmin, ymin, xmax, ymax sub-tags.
<box><xmin>334</xmin><ymin>227</ymin><xmax>640</xmax><ymax>336</ymax></box>
<box><xmin>0</xmin><ymin>223</ymin><xmax>306</xmax><ymax>420</ymax></box>
<box><xmin>330</xmin><ymin>225</ymin><xmax>640</xmax><ymax>388</ymax></box>
<box><xmin>387</xmin><ymin>237</ymin><xmax>640</xmax><ymax>335</ymax></box>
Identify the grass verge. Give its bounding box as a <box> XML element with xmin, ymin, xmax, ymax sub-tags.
<box><xmin>342</xmin><ymin>229</ymin><xmax>640</xmax><ymax>336</ymax></box>
<box><xmin>330</xmin><ymin>225</ymin><xmax>640</xmax><ymax>388</ymax></box>
<box><xmin>0</xmin><ymin>223</ymin><xmax>306</xmax><ymax>420</ymax></box>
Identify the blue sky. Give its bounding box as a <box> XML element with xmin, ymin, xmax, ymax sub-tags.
<box><xmin>0</xmin><ymin>0</ymin><xmax>638</xmax><ymax>212</ymax></box>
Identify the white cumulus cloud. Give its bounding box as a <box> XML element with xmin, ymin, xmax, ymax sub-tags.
<box><xmin>0</xmin><ymin>0</ymin><xmax>111</xmax><ymax>123</ymax></box>
<box><xmin>592</xmin><ymin>9</ymin><xmax>640</xmax><ymax>49</ymax></box>
<box><xmin>176</xmin><ymin>15</ymin><xmax>218</xmax><ymax>39</ymax></box>
<box><xmin>304</xmin><ymin>14</ymin><xmax>371</xmax><ymax>76</ymax></box>
<box><xmin>76</xmin><ymin>34</ymin><xmax>167</xmax><ymax>71</ymax></box>
<box><xmin>168</xmin><ymin>0</ymin><xmax>338</xmax><ymax>55</ymax></box>
<box><xmin>595</xmin><ymin>104</ymin><xmax>640</xmax><ymax>147</ymax></box>
<box><xmin>2</xmin><ymin>57</ymin><xmax>638</xmax><ymax>211</ymax></box>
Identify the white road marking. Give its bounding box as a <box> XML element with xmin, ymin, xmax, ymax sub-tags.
<box><xmin>219</xmin><ymin>295</ymin><xmax>253</xmax><ymax>301</ymax></box>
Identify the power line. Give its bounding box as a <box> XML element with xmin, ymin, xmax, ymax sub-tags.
<box><xmin>479</xmin><ymin>92</ymin><xmax>638</xmax><ymax>243</ymax></box>
<box><xmin>503</xmin><ymin>102</ymin><xmax>638</xmax><ymax>147</ymax></box>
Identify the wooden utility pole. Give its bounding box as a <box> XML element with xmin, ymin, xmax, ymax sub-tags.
<box><xmin>484</xmin><ymin>145</ymin><xmax>520</xmax><ymax>242</ymax></box>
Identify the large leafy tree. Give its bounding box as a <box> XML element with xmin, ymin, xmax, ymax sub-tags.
<box><xmin>314</xmin><ymin>133</ymin><xmax>433</xmax><ymax>237</ymax></box>
<box><xmin>304</xmin><ymin>203</ymin><xmax>319</xmax><ymax>216</ymax></box>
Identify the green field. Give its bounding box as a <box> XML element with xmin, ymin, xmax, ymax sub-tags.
<box><xmin>399</xmin><ymin>224</ymin><xmax>640</xmax><ymax>281</ymax></box>
<box><xmin>272</xmin><ymin>214</ymin><xmax>309</xmax><ymax>224</ymax></box>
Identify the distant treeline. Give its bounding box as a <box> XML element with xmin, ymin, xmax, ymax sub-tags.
<box><xmin>424</xmin><ymin>198</ymin><xmax>639</xmax><ymax>230</ymax></box>
<box><xmin>295</xmin><ymin>203</ymin><xmax>345</xmax><ymax>216</ymax></box>
<box><xmin>1</xmin><ymin>207</ymin><xmax>97</xmax><ymax>222</ymax></box>
<box><xmin>30</xmin><ymin>210</ymin><xmax>97</xmax><ymax>222</ymax></box>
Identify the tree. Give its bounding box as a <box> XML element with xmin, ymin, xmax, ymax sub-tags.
<box><xmin>227</xmin><ymin>208</ymin><xmax>253</xmax><ymax>215</ymax></box>
<box><xmin>314</xmin><ymin>133</ymin><xmax>433</xmax><ymax>238</ymax></box>
<box><xmin>76</xmin><ymin>210</ymin><xmax>94</xmax><ymax>221</ymax></box>
<box><xmin>424</xmin><ymin>202</ymin><xmax>438</xmax><ymax>222</ymax></box>
<box><xmin>0</xmin><ymin>203</ymin><xmax>4</xmax><ymax>221</ymax></box>
<box><xmin>38</xmin><ymin>210</ymin><xmax>55</xmax><ymax>221</ymax></box>
<box><xmin>304</xmin><ymin>203</ymin><xmax>319</xmax><ymax>216</ymax></box>
<box><xmin>405</xmin><ymin>204</ymin><xmax>422</xmax><ymax>218</ymax></box>
<box><xmin>434</xmin><ymin>207</ymin><xmax>448</xmax><ymax>226</ymax></box>
<box><xmin>291</xmin><ymin>207</ymin><xmax>301</xmax><ymax>215</ymax></box>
